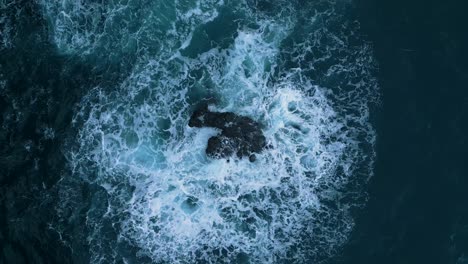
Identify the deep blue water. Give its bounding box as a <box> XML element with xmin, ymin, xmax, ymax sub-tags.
<box><xmin>1</xmin><ymin>0</ymin><xmax>467</xmax><ymax>263</ymax></box>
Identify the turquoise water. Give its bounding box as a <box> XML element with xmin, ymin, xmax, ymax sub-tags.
<box><xmin>1</xmin><ymin>0</ymin><xmax>378</xmax><ymax>263</ymax></box>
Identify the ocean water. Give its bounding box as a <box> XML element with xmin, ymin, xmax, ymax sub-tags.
<box><xmin>1</xmin><ymin>0</ymin><xmax>379</xmax><ymax>263</ymax></box>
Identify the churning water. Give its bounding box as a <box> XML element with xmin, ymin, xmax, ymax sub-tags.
<box><xmin>35</xmin><ymin>0</ymin><xmax>379</xmax><ymax>262</ymax></box>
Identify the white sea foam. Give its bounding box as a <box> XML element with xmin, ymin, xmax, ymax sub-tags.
<box><xmin>0</xmin><ymin>5</ymin><xmax>13</xmax><ymax>50</ymax></box>
<box><xmin>37</xmin><ymin>0</ymin><xmax>223</xmax><ymax>62</ymax></box>
<box><xmin>41</xmin><ymin>0</ymin><xmax>379</xmax><ymax>263</ymax></box>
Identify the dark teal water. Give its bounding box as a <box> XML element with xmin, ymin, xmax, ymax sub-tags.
<box><xmin>1</xmin><ymin>0</ymin><xmax>466</xmax><ymax>263</ymax></box>
<box><xmin>335</xmin><ymin>0</ymin><xmax>468</xmax><ymax>263</ymax></box>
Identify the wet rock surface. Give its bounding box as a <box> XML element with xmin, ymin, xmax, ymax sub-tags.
<box><xmin>189</xmin><ymin>105</ymin><xmax>266</xmax><ymax>161</ymax></box>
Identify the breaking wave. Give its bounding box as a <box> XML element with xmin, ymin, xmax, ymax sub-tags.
<box><xmin>39</xmin><ymin>0</ymin><xmax>379</xmax><ymax>263</ymax></box>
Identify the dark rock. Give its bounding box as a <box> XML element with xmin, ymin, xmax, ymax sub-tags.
<box><xmin>206</xmin><ymin>136</ymin><xmax>237</xmax><ymax>158</ymax></box>
<box><xmin>189</xmin><ymin>105</ymin><xmax>266</xmax><ymax>161</ymax></box>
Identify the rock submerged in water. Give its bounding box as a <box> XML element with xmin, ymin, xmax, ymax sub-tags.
<box><xmin>189</xmin><ymin>105</ymin><xmax>266</xmax><ymax>161</ymax></box>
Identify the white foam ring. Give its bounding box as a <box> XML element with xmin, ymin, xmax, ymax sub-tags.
<box><xmin>44</xmin><ymin>0</ymin><xmax>379</xmax><ymax>263</ymax></box>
